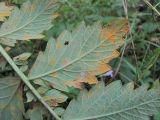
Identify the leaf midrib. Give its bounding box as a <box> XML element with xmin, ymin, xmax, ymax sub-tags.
<box><xmin>29</xmin><ymin>40</ymin><xmax>106</xmax><ymax>80</ymax></box>
<box><xmin>69</xmin><ymin>97</ymin><xmax>160</xmax><ymax>120</ymax></box>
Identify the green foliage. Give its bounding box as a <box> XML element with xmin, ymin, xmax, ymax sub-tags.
<box><xmin>0</xmin><ymin>77</ymin><xmax>24</xmax><ymax>120</ymax></box>
<box><xmin>0</xmin><ymin>0</ymin><xmax>59</xmax><ymax>46</ymax></box>
<box><xmin>63</xmin><ymin>81</ymin><xmax>160</xmax><ymax>120</ymax></box>
<box><xmin>25</xmin><ymin>103</ymin><xmax>50</xmax><ymax>120</ymax></box>
<box><xmin>30</xmin><ymin>110</ymin><xmax>43</xmax><ymax>120</ymax></box>
<box><xmin>155</xmin><ymin>113</ymin><xmax>160</xmax><ymax>120</ymax></box>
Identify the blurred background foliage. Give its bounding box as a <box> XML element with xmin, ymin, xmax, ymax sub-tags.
<box><xmin>0</xmin><ymin>0</ymin><xmax>160</xmax><ymax>119</ymax></box>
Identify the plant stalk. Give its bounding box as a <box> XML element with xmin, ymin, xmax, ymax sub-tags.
<box><xmin>0</xmin><ymin>44</ymin><xmax>62</xmax><ymax>120</ymax></box>
<box><xmin>143</xmin><ymin>0</ymin><xmax>160</xmax><ymax>16</ymax></box>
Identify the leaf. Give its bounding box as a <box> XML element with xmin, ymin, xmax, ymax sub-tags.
<box><xmin>0</xmin><ymin>0</ymin><xmax>59</xmax><ymax>46</ymax></box>
<box><xmin>119</xmin><ymin>58</ymin><xmax>136</xmax><ymax>83</ymax></box>
<box><xmin>30</xmin><ymin>109</ymin><xmax>43</xmax><ymax>120</ymax></box>
<box><xmin>54</xmin><ymin>107</ymin><xmax>65</xmax><ymax>116</ymax></box>
<box><xmin>0</xmin><ymin>56</ymin><xmax>7</xmax><ymax>70</ymax></box>
<box><xmin>0</xmin><ymin>2</ymin><xmax>13</xmax><ymax>21</ymax></box>
<box><xmin>0</xmin><ymin>77</ymin><xmax>24</xmax><ymax>120</ymax></box>
<box><xmin>26</xmin><ymin>91</ymin><xmax>36</xmax><ymax>103</ymax></box>
<box><xmin>102</xmin><ymin>19</ymin><xmax>128</xmax><ymax>44</ymax></box>
<box><xmin>13</xmin><ymin>52</ymin><xmax>32</xmax><ymax>67</ymax></box>
<box><xmin>13</xmin><ymin>52</ymin><xmax>32</xmax><ymax>62</ymax></box>
<box><xmin>63</xmin><ymin>81</ymin><xmax>160</xmax><ymax>120</ymax></box>
<box><xmin>154</xmin><ymin>112</ymin><xmax>160</xmax><ymax>120</ymax></box>
<box><xmin>43</xmin><ymin>89</ymin><xmax>68</xmax><ymax>103</ymax></box>
<box><xmin>29</xmin><ymin>20</ymin><xmax>128</xmax><ymax>92</ymax></box>
<box><xmin>142</xmin><ymin>22</ymin><xmax>159</xmax><ymax>33</ymax></box>
<box><xmin>26</xmin><ymin>103</ymin><xmax>49</xmax><ymax>120</ymax></box>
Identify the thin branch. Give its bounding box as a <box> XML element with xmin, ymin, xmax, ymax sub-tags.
<box><xmin>114</xmin><ymin>0</ymin><xmax>128</xmax><ymax>77</ymax></box>
<box><xmin>113</xmin><ymin>42</ymin><xmax>126</xmax><ymax>78</ymax></box>
<box><xmin>121</xmin><ymin>0</ymin><xmax>128</xmax><ymax>19</ymax></box>
<box><xmin>0</xmin><ymin>45</ymin><xmax>62</xmax><ymax>120</ymax></box>
<box><xmin>143</xmin><ymin>0</ymin><xmax>160</xmax><ymax>16</ymax></box>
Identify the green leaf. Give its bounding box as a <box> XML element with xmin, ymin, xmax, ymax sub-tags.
<box><xmin>29</xmin><ymin>21</ymin><xmax>127</xmax><ymax>92</ymax></box>
<box><xmin>63</xmin><ymin>81</ymin><xmax>160</xmax><ymax>120</ymax></box>
<box><xmin>119</xmin><ymin>58</ymin><xmax>136</xmax><ymax>83</ymax></box>
<box><xmin>0</xmin><ymin>77</ymin><xmax>24</xmax><ymax>120</ymax></box>
<box><xmin>142</xmin><ymin>22</ymin><xmax>159</xmax><ymax>33</ymax></box>
<box><xmin>54</xmin><ymin>107</ymin><xmax>65</xmax><ymax>116</ymax></box>
<box><xmin>30</xmin><ymin>108</ymin><xmax>43</xmax><ymax>120</ymax></box>
<box><xmin>0</xmin><ymin>0</ymin><xmax>59</xmax><ymax>46</ymax></box>
<box><xmin>155</xmin><ymin>112</ymin><xmax>160</xmax><ymax>120</ymax></box>
<box><xmin>25</xmin><ymin>103</ymin><xmax>50</xmax><ymax>120</ymax></box>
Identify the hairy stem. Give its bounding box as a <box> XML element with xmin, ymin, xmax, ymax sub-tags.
<box><xmin>0</xmin><ymin>44</ymin><xmax>62</xmax><ymax>120</ymax></box>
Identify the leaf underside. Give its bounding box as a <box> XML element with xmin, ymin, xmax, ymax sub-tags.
<box><xmin>0</xmin><ymin>77</ymin><xmax>24</xmax><ymax>120</ymax></box>
<box><xmin>0</xmin><ymin>0</ymin><xmax>59</xmax><ymax>46</ymax></box>
<box><xmin>29</xmin><ymin>20</ymin><xmax>128</xmax><ymax>92</ymax></box>
<box><xmin>63</xmin><ymin>81</ymin><xmax>160</xmax><ymax>120</ymax></box>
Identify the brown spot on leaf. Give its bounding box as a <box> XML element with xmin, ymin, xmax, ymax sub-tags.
<box><xmin>0</xmin><ymin>12</ymin><xmax>10</xmax><ymax>17</ymax></box>
<box><xmin>49</xmin><ymin>72</ymin><xmax>57</xmax><ymax>78</ymax></box>
<box><xmin>56</xmin><ymin>42</ymin><xmax>61</xmax><ymax>49</ymax></box>
<box><xmin>52</xmin><ymin>12</ymin><xmax>60</xmax><ymax>19</ymax></box>
<box><xmin>4</xmin><ymin>47</ymin><xmax>11</xmax><ymax>52</ymax></box>
<box><xmin>65</xmin><ymin>80</ymin><xmax>82</xmax><ymax>89</ymax></box>
<box><xmin>102</xmin><ymin>19</ymin><xmax>129</xmax><ymax>43</ymax></box>
<box><xmin>96</xmin><ymin>52</ymin><xmax>100</xmax><ymax>57</ymax></box>
<box><xmin>100</xmin><ymin>44</ymin><xmax>105</xmax><ymax>48</ymax></box>
<box><xmin>94</xmin><ymin>63</ymin><xmax>111</xmax><ymax>75</ymax></box>
<box><xmin>30</xmin><ymin>4</ymin><xmax>36</xmax><ymax>12</ymax></box>
<box><xmin>50</xmin><ymin>82</ymin><xmax>55</xmax><ymax>88</ymax></box>
<box><xmin>76</xmin><ymin>72</ymin><xmax>98</xmax><ymax>84</ymax></box>
<box><xmin>46</xmin><ymin>99</ymin><xmax>58</xmax><ymax>108</ymax></box>
<box><xmin>23</xmin><ymin>34</ymin><xmax>32</xmax><ymax>40</ymax></box>
<box><xmin>49</xmin><ymin>58</ymin><xmax>55</xmax><ymax>66</ymax></box>
<box><xmin>63</xmin><ymin>58</ymin><xmax>70</xmax><ymax>65</ymax></box>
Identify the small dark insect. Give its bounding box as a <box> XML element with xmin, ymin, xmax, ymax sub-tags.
<box><xmin>64</xmin><ymin>41</ymin><xmax>69</xmax><ymax>45</ymax></box>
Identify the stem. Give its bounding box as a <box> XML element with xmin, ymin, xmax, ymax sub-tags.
<box><xmin>0</xmin><ymin>45</ymin><xmax>62</xmax><ymax>120</ymax></box>
<box><xmin>143</xmin><ymin>0</ymin><xmax>160</xmax><ymax>16</ymax></box>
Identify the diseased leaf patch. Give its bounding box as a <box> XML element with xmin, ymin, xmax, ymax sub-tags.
<box><xmin>43</xmin><ymin>89</ymin><xmax>68</xmax><ymax>107</ymax></box>
<box><xmin>29</xmin><ymin>20</ymin><xmax>128</xmax><ymax>92</ymax></box>
<box><xmin>102</xmin><ymin>19</ymin><xmax>128</xmax><ymax>44</ymax></box>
